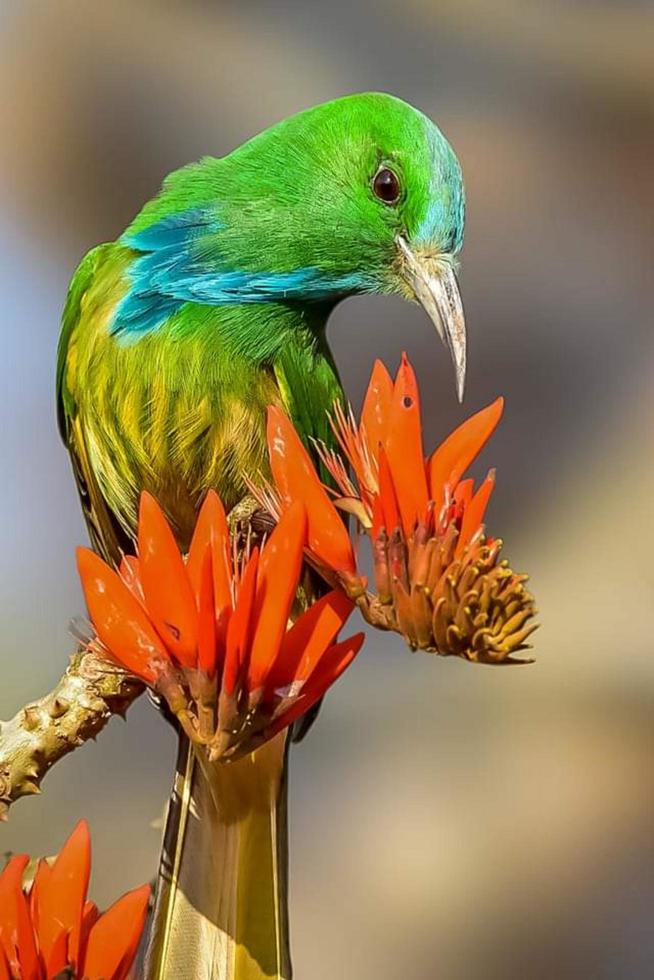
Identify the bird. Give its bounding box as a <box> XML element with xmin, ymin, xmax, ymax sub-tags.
<box><xmin>57</xmin><ymin>92</ymin><xmax>466</xmax><ymax>979</ymax></box>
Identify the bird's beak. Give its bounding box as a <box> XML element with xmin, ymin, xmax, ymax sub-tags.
<box><xmin>396</xmin><ymin>236</ymin><xmax>467</xmax><ymax>402</ymax></box>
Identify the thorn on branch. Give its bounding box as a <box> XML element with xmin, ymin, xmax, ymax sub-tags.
<box><xmin>0</xmin><ymin>649</ymin><xmax>143</xmax><ymax>820</ymax></box>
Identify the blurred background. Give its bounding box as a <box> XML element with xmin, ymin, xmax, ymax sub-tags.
<box><xmin>1</xmin><ymin>2</ymin><xmax>654</xmax><ymax>977</ymax></box>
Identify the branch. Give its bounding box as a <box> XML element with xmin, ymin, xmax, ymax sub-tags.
<box><xmin>0</xmin><ymin>650</ymin><xmax>142</xmax><ymax>820</ymax></box>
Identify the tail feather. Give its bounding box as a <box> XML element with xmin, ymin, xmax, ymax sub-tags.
<box><xmin>145</xmin><ymin>733</ymin><xmax>291</xmax><ymax>980</ymax></box>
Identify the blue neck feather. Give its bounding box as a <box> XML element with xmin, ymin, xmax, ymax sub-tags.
<box><xmin>111</xmin><ymin>208</ymin><xmax>369</xmax><ymax>337</ymax></box>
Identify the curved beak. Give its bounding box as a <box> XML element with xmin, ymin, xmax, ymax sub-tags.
<box><xmin>396</xmin><ymin>236</ymin><xmax>467</xmax><ymax>402</ymax></box>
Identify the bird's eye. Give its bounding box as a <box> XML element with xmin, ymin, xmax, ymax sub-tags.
<box><xmin>372</xmin><ymin>166</ymin><xmax>401</xmax><ymax>205</ymax></box>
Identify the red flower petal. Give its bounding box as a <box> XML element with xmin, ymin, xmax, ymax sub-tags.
<box><xmin>268</xmin><ymin>590</ymin><xmax>354</xmax><ymax>692</ymax></box>
<box><xmin>248</xmin><ymin>502</ymin><xmax>306</xmax><ymax>693</ymax></box>
<box><xmin>35</xmin><ymin>820</ymin><xmax>90</xmax><ymax>972</ymax></box>
<box><xmin>453</xmin><ymin>478</ymin><xmax>473</xmax><ymax>511</ymax></box>
<box><xmin>0</xmin><ymin>854</ymin><xmax>39</xmax><ymax>980</ymax></box>
<box><xmin>428</xmin><ymin>397</ymin><xmax>504</xmax><ymax>507</ymax></box>
<box><xmin>305</xmin><ymin>633</ymin><xmax>365</xmax><ymax>697</ymax></box>
<box><xmin>83</xmin><ymin>883</ymin><xmax>150</xmax><ymax>980</ymax></box>
<box><xmin>118</xmin><ymin>555</ymin><xmax>144</xmax><ymax>604</ymax></box>
<box><xmin>376</xmin><ymin>448</ymin><xmax>401</xmax><ymax>536</ymax></box>
<box><xmin>196</xmin><ymin>550</ymin><xmax>218</xmax><ymax>677</ymax></box>
<box><xmin>77</xmin><ymin>548</ymin><xmax>167</xmax><ymax>684</ymax></box>
<box><xmin>43</xmin><ymin>928</ymin><xmax>69</xmax><ymax>977</ymax></box>
<box><xmin>223</xmin><ymin>549</ymin><xmax>259</xmax><ymax>695</ymax></box>
<box><xmin>267</xmin><ymin>407</ymin><xmax>356</xmax><ymax>574</ymax></box>
<box><xmin>0</xmin><ymin>945</ymin><xmax>10</xmax><ymax>980</ymax></box>
<box><xmin>385</xmin><ymin>354</ymin><xmax>430</xmax><ymax>535</ymax></box>
<box><xmin>456</xmin><ymin>470</ymin><xmax>496</xmax><ymax>558</ymax></box>
<box><xmin>138</xmin><ymin>492</ymin><xmax>198</xmax><ymax>668</ymax></box>
<box><xmin>29</xmin><ymin>859</ymin><xmax>50</xmax><ymax>933</ymax></box>
<box><xmin>370</xmin><ymin>494</ymin><xmax>386</xmax><ymax>543</ymax></box>
<box><xmin>360</xmin><ymin>359</ymin><xmax>393</xmax><ymax>467</ymax></box>
<box><xmin>186</xmin><ymin>490</ymin><xmax>234</xmax><ymax>625</ymax></box>
<box><xmin>81</xmin><ymin>899</ymin><xmax>100</xmax><ymax>946</ymax></box>
<box><xmin>267</xmin><ymin>633</ymin><xmax>364</xmax><ymax>737</ymax></box>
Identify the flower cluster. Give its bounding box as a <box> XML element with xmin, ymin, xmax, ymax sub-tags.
<box><xmin>262</xmin><ymin>355</ymin><xmax>537</xmax><ymax>664</ymax></box>
<box><xmin>0</xmin><ymin>821</ymin><xmax>149</xmax><ymax>980</ymax></box>
<box><xmin>77</xmin><ymin>492</ymin><xmax>363</xmax><ymax>762</ymax></box>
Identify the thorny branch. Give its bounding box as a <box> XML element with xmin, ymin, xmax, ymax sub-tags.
<box><xmin>0</xmin><ymin>496</ymin><xmax>264</xmax><ymax>820</ymax></box>
<box><xmin>0</xmin><ymin>650</ymin><xmax>142</xmax><ymax>820</ymax></box>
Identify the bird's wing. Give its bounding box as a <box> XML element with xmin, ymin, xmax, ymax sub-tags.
<box><xmin>57</xmin><ymin>246</ymin><xmax>132</xmax><ymax>565</ymax></box>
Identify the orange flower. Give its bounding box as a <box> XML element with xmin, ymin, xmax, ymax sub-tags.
<box><xmin>261</xmin><ymin>355</ymin><xmax>537</xmax><ymax>665</ymax></box>
<box><xmin>318</xmin><ymin>355</ymin><xmax>503</xmax><ymax>549</ymax></box>
<box><xmin>0</xmin><ymin>820</ymin><xmax>149</xmax><ymax>980</ymax></box>
<box><xmin>77</xmin><ymin>492</ymin><xmax>363</xmax><ymax>761</ymax></box>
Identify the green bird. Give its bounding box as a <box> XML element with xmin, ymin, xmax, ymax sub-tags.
<box><xmin>57</xmin><ymin>92</ymin><xmax>466</xmax><ymax>979</ymax></box>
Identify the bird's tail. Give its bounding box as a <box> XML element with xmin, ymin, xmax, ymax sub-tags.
<box><xmin>144</xmin><ymin>731</ymin><xmax>292</xmax><ymax>980</ymax></box>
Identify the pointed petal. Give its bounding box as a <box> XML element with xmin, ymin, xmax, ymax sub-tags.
<box><xmin>370</xmin><ymin>494</ymin><xmax>386</xmax><ymax>543</ymax></box>
<box><xmin>360</xmin><ymin>359</ymin><xmax>393</xmax><ymax>467</ymax></box>
<box><xmin>224</xmin><ymin>549</ymin><xmax>259</xmax><ymax>695</ymax></box>
<box><xmin>453</xmin><ymin>478</ymin><xmax>473</xmax><ymax>511</ymax></box>
<box><xmin>81</xmin><ymin>899</ymin><xmax>100</xmax><ymax>941</ymax></box>
<box><xmin>77</xmin><ymin>548</ymin><xmax>167</xmax><ymax>684</ymax></box>
<box><xmin>29</xmin><ymin>858</ymin><xmax>50</xmax><ymax>931</ymax></box>
<box><xmin>428</xmin><ymin>397</ymin><xmax>504</xmax><ymax>506</ymax></box>
<box><xmin>138</xmin><ymin>492</ymin><xmax>198</xmax><ymax>668</ymax></box>
<box><xmin>456</xmin><ymin>470</ymin><xmax>496</xmax><ymax>558</ymax></box>
<box><xmin>0</xmin><ymin>945</ymin><xmax>9</xmax><ymax>980</ymax></box>
<box><xmin>306</xmin><ymin>633</ymin><xmax>365</xmax><ymax>695</ymax></box>
<box><xmin>267</xmin><ymin>633</ymin><xmax>364</xmax><ymax>736</ymax></box>
<box><xmin>248</xmin><ymin>502</ymin><xmax>306</xmax><ymax>693</ymax></box>
<box><xmin>268</xmin><ymin>591</ymin><xmax>354</xmax><ymax>692</ymax></box>
<box><xmin>36</xmin><ymin>820</ymin><xmax>90</xmax><ymax>971</ymax></box>
<box><xmin>186</xmin><ymin>490</ymin><xmax>234</xmax><ymax>623</ymax></box>
<box><xmin>197</xmin><ymin>550</ymin><xmax>218</xmax><ymax>676</ymax></box>
<box><xmin>267</xmin><ymin>407</ymin><xmax>356</xmax><ymax>574</ymax></box>
<box><xmin>385</xmin><ymin>354</ymin><xmax>430</xmax><ymax>535</ymax></box>
<box><xmin>0</xmin><ymin>854</ymin><xmax>39</xmax><ymax>980</ymax></box>
<box><xmin>44</xmin><ymin>928</ymin><xmax>69</xmax><ymax>977</ymax></box>
<box><xmin>376</xmin><ymin>448</ymin><xmax>401</xmax><ymax>536</ymax></box>
<box><xmin>83</xmin><ymin>884</ymin><xmax>150</xmax><ymax>980</ymax></box>
<box><xmin>118</xmin><ymin>555</ymin><xmax>144</xmax><ymax>604</ymax></box>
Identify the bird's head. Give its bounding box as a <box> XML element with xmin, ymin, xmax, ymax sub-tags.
<box><xmin>123</xmin><ymin>93</ymin><xmax>466</xmax><ymax>396</ymax></box>
<box><xmin>230</xmin><ymin>93</ymin><xmax>466</xmax><ymax>398</ymax></box>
